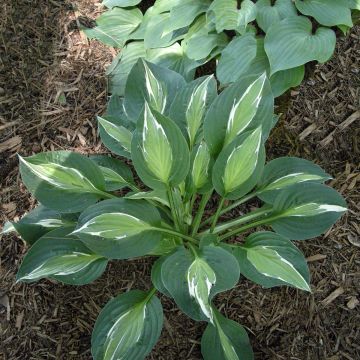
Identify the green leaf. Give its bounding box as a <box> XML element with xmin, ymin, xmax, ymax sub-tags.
<box><xmin>124</xmin><ymin>59</ymin><xmax>186</xmax><ymax>122</ymax></box>
<box><xmin>208</xmin><ymin>0</ymin><xmax>239</xmax><ymax>32</ymax></box>
<box><xmin>90</xmin><ymin>155</ymin><xmax>134</xmax><ymax>191</ymax></box>
<box><xmin>217</xmin><ymin>33</ymin><xmax>257</xmax><ymax>85</ymax></box>
<box><xmin>169</xmin><ymin>76</ymin><xmax>217</xmax><ymax>146</ymax></box>
<box><xmin>132</xmin><ymin>105</ymin><xmax>190</xmax><ymax>190</ymax></box>
<box><xmin>185</xmin><ymin>33</ymin><xmax>229</xmax><ymax>61</ymax></box>
<box><xmin>257</xmin><ymin>157</ymin><xmax>331</xmax><ymax>203</ymax></box>
<box><xmin>165</xmin><ymin>0</ymin><xmax>211</xmax><ymax>34</ymax></box>
<box><xmin>92</xmin><ymin>290</ymin><xmax>163</xmax><ymax>360</ymax></box>
<box><xmin>238</xmin><ymin>232</ymin><xmax>310</xmax><ymax>291</ymax></box>
<box><xmin>108</xmin><ymin>41</ymin><xmax>146</xmax><ymax>96</ymax></box>
<box><xmin>3</xmin><ymin>205</ymin><xmax>76</xmax><ymax>245</ymax></box>
<box><xmin>204</xmin><ymin>74</ymin><xmax>274</xmax><ymax>155</ymax></box>
<box><xmin>201</xmin><ymin>308</ymin><xmax>253</xmax><ymax>360</ymax></box>
<box><xmin>295</xmin><ymin>0</ymin><xmax>353</xmax><ymax>27</ymax></box>
<box><xmin>151</xmin><ymin>256</ymin><xmax>172</xmax><ymax>296</ymax></box>
<box><xmin>256</xmin><ymin>0</ymin><xmax>298</xmax><ymax>32</ymax></box>
<box><xmin>212</xmin><ymin>128</ymin><xmax>265</xmax><ymax>200</ymax></box>
<box><xmin>160</xmin><ymin>246</ymin><xmax>240</xmax><ymax>321</ymax></box>
<box><xmin>237</xmin><ymin>0</ymin><xmax>258</xmax><ymax>34</ymax></box>
<box><xmin>74</xmin><ymin>199</ymin><xmax>163</xmax><ymax>259</ymax></box>
<box><xmin>102</xmin><ymin>0</ymin><xmax>141</xmax><ymax>8</ymax></box>
<box><xmin>84</xmin><ymin>7</ymin><xmax>143</xmax><ymax>48</ymax></box>
<box><xmin>16</xmin><ymin>227</ymin><xmax>107</xmax><ymax>285</ymax></box>
<box><xmin>265</xmin><ymin>16</ymin><xmax>336</xmax><ymax>75</ymax></box>
<box><xmin>19</xmin><ymin>151</ymin><xmax>107</xmax><ymax>213</ymax></box>
<box><xmin>270</xmin><ymin>183</ymin><xmax>347</xmax><ymax>240</ymax></box>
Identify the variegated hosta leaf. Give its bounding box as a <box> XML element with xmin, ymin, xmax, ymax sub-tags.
<box><xmin>141</xmin><ymin>103</ymin><xmax>173</xmax><ymax>183</ymax></box>
<box><xmin>90</xmin><ymin>155</ymin><xmax>134</xmax><ymax>191</ymax></box>
<box><xmin>19</xmin><ymin>156</ymin><xmax>101</xmax><ymax>194</ymax></box>
<box><xmin>169</xmin><ymin>75</ymin><xmax>217</xmax><ymax>147</ymax></box>
<box><xmin>19</xmin><ymin>151</ymin><xmax>106</xmax><ymax>213</ymax></box>
<box><xmin>143</xmin><ymin>61</ymin><xmax>167</xmax><ymax>113</ymax></box>
<box><xmin>102</xmin><ymin>0</ymin><xmax>142</xmax><ymax>8</ymax></box>
<box><xmin>132</xmin><ymin>102</ymin><xmax>190</xmax><ymax>190</ymax></box>
<box><xmin>91</xmin><ymin>290</ymin><xmax>163</xmax><ymax>360</ymax></box>
<box><xmin>265</xmin><ymin>16</ymin><xmax>336</xmax><ymax>75</ymax></box>
<box><xmin>245</xmin><ymin>239</ymin><xmax>310</xmax><ymax>291</ymax></box>
<box><xmin>74</xmin><ymin>199</ymin><xmax>163</xmax><ymax>259</ymax></box>
<box><xmin>186</xmin><ymin>76</ymin><xmax>214</xmax><ymax>146</ymax></box>
<box><xmin>3</xmin><ymin>205</ymin><xmax>77</xmax><ymax>245</ymax></box>
<box><xmin>98</xmin><ymin>116</ymin><xmax>132</xmax><ymax>154</ymax></box>
<box><xmin>187</xmin><ymin>255</ymin><xmax>216</xmax><ymax>323</ymax></box>
<box><xmin>160</xmin><ymin>246</ymin><xmax>240</xmax><ymax>321</ymax></box>
<box><xmin>204</xmin><ymin>74</ymin><xmax>274</xmax><ymax>155</ymax></box>
<box><xmin>84</xmin><ymin>7</ymin><xmax>143</xmax><ymax>48</ymax></box>
<box><xmin>201</xmin><ymin>309</ymin><xmax>253</xmax><ymax>360</ymax></box>
<box><xmin>295</xmin><ymin>0</ymin><xmax>353</xmax><ymax>27</ymax></box>
<box><xmin>192</xmin><ymin>142</ymin><xmax>211</xmax><ymax>190</ymax></box>
<box><xmin>224</xmin><ymin>73</ymin><xmax>266</xmax><ymax>147</ymax></box>
<box><xmin>16</xmin><ymin>227</ymin><xmax>108</xmax><ymax>285</ymax></box>
<box><xmin>73</xmin><ymin>212</ymin><xmax>153</xmax><ymax>239</ymax></box>
<box><xmin>256</xmin><ymin>0</ymin><xmax>298</xmax><ymax>32</ymax></box>
<box><xmin>270</xmin><ymin>183</ymin><xmax>347</xmax><ymax>240</ymax></box>
<box><xmin>257</xmin><ymin>157</ymin><xmax>331</xmax><ymax>203</ymax></box>
<box><xmin>126</xmin><ymin>189</ymin><xmax>169</xmax><ymax>207</ymax></box>
<box><xmin>223</xmin><ymin>127</ymin><xmax>262</xmax><ymax>194</ymax></box>
<box><xmin>123</xmin><ymin>59</ymin><xmax>186</xmax><ymax>121</ymax></box>
<box><xmin>227</xmin><ymin>232</ymin><xmax>310</xmax><ymax>289</ymax></box>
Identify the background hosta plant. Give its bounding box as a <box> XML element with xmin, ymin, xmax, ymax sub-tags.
<box><xmin>7</xmin><ymin>63</ymin><xmax>347</xmax><ymax>359</ymax></box>
<box><xmin>83</xmin><ymin>0</ymin><xmax>359</xmax><ymax>96</ymax></box>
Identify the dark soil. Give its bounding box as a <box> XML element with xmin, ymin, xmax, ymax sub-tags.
<box><xmin>1</xmin><ymin>1</ymin><xmax>359</xmax><ymax>359</ymax></box>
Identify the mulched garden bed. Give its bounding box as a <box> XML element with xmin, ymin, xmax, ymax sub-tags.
<box><xmin>0</xmin><ymin>1</ymin><xmax>359</xmax><ymax>359</ymax></box>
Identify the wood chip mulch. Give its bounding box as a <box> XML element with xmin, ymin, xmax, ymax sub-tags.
<box><xmin>1</xmin><ymin>1</ymin><xmax>359</xmax><ymax>359</ymax></box>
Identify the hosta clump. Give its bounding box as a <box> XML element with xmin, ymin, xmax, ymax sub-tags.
<box><xmin>6</xmin><ymin>61</ymin><xmax>347</xmax><ymax>359</ymax></box>
<box><xmin>84</xmin><ymin>0</ymin><xmax>359</xmax><ymax>96</ymax></box>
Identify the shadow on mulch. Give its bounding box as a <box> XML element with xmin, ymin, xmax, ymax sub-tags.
<box><xmin>1</xmin><ymin>1</ymin><xmax>359</xmax><ymax>359</ymax></box>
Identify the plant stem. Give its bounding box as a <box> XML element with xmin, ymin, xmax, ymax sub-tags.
<box><xmin>191</xmin><ymin>190</ymin><xmax>213</xmax><ymax>236</ymax></box>
<box><xmin>201</xmin><ymin>191</ymin><xmax>258</xmax><ymax>227</ymax></box>
<box><xmin>167</xmin><ymin>188</ymin><xmax>181</xmax><ymax>231</ymax></box>
<box><xmin>154</xmin><ymin>227</ymin><xmax>199</xmax><ymax>244</ymax></box>
<box><xmin>210</xmin><ymin>197</ymin><xmax>225</xmax><ymax>233</ymax></box>
<box><xmin>203</xmin><ymin>207</ymin><xmax>271</xmax><ymax>235</ymax></box>
<box><xmin>219</xmin><ymin>215</ymin><xmax>278</xmax><ymax>241</ymax></box>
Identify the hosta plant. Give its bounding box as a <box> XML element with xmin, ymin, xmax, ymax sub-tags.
<box><xmin>5</xmin><ymin>63</ymin><xmax>347</xmax><ymax>359</ymax></box>
<box><xmin>84</xmin><ymin>0</ymin><xmax>360</xmax><ymax>96</ymax></box>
